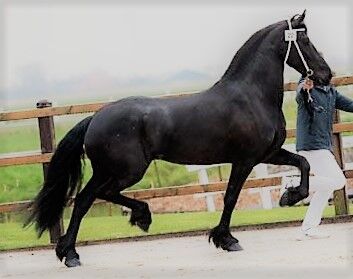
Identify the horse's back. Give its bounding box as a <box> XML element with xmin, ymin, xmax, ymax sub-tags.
<box><xmin>84</xmin><ymin>91</ymin><xmax>230</xmax><ymax>163</ymax></box>
<box><xmin>84</xmin><ymin>82</ymin><xmax>281</xmax><ymax>166</ymax></box>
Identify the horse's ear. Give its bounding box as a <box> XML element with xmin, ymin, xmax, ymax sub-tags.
<box><xmin>298</xmin><ymin>9</ymin><xmax>306</xmax><ymax>22</ymax></box>
<box><xmin>291</xmin><ymin>9</ymin><xmax>306</xmax><ymax>26</ymax></box>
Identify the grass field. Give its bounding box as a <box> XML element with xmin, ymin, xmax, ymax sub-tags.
<box><xmin>2</xmin><ymin>85</ymin><xmax>353</xmax><ymax>253</ymax></box>
<box><xmin>0</xmin><ymin>118</ymin><xmax>227</xmax><ymax>203</ymax></box>
<box><xmin>1</xmin><ymin>88</ymin><xmax>353</xmax><ymax>204</ymax></box>
<box><xmin>0</xmin><ymin>205</ymin><xmax>343</xmax><ymax>251</ymax></box>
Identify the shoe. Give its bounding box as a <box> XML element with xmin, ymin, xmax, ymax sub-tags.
<box><xmin>295</xmin><ymin>228</ymin><xmax>330</xmax><ymax>241</ymax></box>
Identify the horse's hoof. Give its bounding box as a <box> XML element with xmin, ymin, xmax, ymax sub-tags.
<box><xmin>63</xmin><ymin>249</ymin><xmax>81</xmax><ymax>268</ymax></box>
<box><xmin>220</xmin><ymin>236</ymin><xmax>243</xmax><ymax>252</ymax></box>
<box><xmin>209</xmin><ymin>226</ymin><xmax>243</xmax><ymax>252</ymax></box>
<box><xmin>130</xmin><ymin>206</ymin><xmax>152</xmax><ymax>232</ymax></box>
<box><xmin>221</xmin><ymin>241</ymin><xmax>243</xmax><ymax>252</ymax></box>
<box><xmin>279</xmin><ymin>188</ymin><xmax>303</xmax><ymax>207</ymax></box>
<box><xmin>136</xmin><ymin>221</ymin><xmax>150</xmax><ymax>232</ymax></box>
<box><xmin>65</xmin><ymin>257</ymin><xmax>81</xmax><ymax>268</ymax></box>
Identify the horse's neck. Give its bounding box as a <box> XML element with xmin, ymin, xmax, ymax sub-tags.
<box><xmin>221</xmin><ymin>31</ymin><xmax>285</xmax><ymax>105</ymax></box>
<box><xmin>223</xmin><ymin>51</ymin><xmax>284</xmax><ymax>87</ymax></box>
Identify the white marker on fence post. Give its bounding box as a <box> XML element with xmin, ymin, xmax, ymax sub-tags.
<box><xmin>253</xmin><ymin>164</ymin><xmax>273</xmax><ymax>209</ymax></box>
<box><xmin>198</xmin><ymin>169</ymin><xmax>216</xmax><ymax>212</ymax></box>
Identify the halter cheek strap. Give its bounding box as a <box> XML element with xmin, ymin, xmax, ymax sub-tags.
<box><xmin>284</xmin><ymin>19</ymin><xmax>313</xmax><ymax>78</ymax></box>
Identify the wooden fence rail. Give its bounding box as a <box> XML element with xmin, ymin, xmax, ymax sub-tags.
<box><xmin>1</xmin><ymin>75</ymin><xmax>353</xmax><ymax>243</ymax></box>
<box><xmin>1</xmin><ymin>76</ymin><xmax>353</xmax><ymax>122</ymax></box>
<box><xmin>0</xmin><ymin>122</ymin><xmax>353</xmax><ymax>167</ymax></box>
<box><xmin>0</xmin><ymin>178</ymin><xmax>282</xmax><ymax>213</ymax></box>
<box><xmin>2</xmin><ymin>121</ymin><xmax>353</xmax><ymax>167</ymax></box>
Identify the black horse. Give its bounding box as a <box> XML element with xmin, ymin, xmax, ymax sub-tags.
<box><xmin>26</xmin><ymin>11</ymin><xmax>331</xmax><ymax>267</ymax></box>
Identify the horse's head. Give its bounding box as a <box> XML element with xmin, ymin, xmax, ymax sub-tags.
<box><xmin>284</xmin><ymin>10</ymin><xmax>332</xmax><ymax>85</ymax></box>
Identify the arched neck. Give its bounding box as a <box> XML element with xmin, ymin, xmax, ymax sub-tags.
<box><xmin>220</xmin><ymin>24</ymin><xmax>285</xmax><ymax>94</ymax></box>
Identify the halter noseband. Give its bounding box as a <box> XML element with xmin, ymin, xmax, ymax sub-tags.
<box><xmin>284</xmin><ymin>19</ymin><xmax>313</xmax><ymax>78</ymax></box>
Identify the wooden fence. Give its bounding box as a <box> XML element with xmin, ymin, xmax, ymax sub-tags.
<box><xmin>1</xmin><ymin>75</ymin><xmax>353</xmax><ymax>243</ymax></box>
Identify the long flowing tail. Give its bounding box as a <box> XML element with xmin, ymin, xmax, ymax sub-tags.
<box><xmin>25</xmin><ymin>116</ymin><xmax>93</xmax><ymax>236</ymax></box>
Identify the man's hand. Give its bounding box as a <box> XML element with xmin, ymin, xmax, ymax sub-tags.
<box><xmin>303</xmin><ymin>79</ymin><xmax>314</xmax><ymax>91</ymax></box>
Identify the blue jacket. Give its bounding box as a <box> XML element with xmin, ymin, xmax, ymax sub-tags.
<box><xmin>296</xmin><ymin>78</ymin><xmax>353</xmax><ymax>151</ymax></box>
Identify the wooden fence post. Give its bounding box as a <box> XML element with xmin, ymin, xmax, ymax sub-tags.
<box><xmin>36</xmin><ymin>100</ymin><xmax>64</xmax><ymax>243</ymax></box>
<box><xmin>332</xmin><ymin>110</ymin><xmax>349</xmax><ymax>216</ymax></box>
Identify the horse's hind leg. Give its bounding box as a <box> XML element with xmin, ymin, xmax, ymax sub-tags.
<box><xmin>96</xmin><ymin>143</ymin><xmax>152</xmax><ymax>231</ymax></box>
<box><xmin>209</xmin><ymin>163</ymin><xmax>253</xmax><ymax>251</ymax></box>
<box><xmin>98</xmin><ymin>191</ymin><xmax>152</xmax><ymax>232</ymax></box>
<box><xmin>55</xmin><ymin>174</ymin><xmax>109</xmax><ymax>267</ymax></box>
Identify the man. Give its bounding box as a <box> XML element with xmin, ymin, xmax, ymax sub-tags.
<box><xmin>289</xmin><ymin>74</ymin><xmax>352</xmax><ymax>240</ymax></box>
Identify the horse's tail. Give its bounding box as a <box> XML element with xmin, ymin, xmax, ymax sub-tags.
<box><xmin>25</xmin><ymin>116</ymin><xmax>93</xmax><ymax>236</ymax></box>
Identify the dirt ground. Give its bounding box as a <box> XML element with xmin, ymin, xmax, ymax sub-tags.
<box><xmin>1</xmin><ymin>223</ymin><xmax>353</xmax><ymax>279</ymax></box>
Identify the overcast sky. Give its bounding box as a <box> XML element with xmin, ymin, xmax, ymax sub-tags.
<box><xmin>1</xmin><ymin>1</ymin><xmax>352</xmax><ymax>107</ymax></box>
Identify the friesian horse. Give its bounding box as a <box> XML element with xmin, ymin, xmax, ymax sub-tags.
<box><xmin>26</xmin><ymin>11</ymin><xmax>332</xmax><ymax>267</ymax></box>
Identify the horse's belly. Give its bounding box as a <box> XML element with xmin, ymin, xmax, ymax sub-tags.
<box><xmin>159</xmin><ymin>140</ymin><xmax>231</xmax><ymax>165</ymax></box>
<box><xmin>157</xmin><ymin>131</ymin><xmax>271</xmax><ymax>165</ymax></box>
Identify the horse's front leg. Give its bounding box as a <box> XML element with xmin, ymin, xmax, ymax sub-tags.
<box><xmin>209</xmin><ymin>163</ymin><xmax>253</xmax><ymax>251</ymax></box>
<box><xmin>263</xmin><ymin>148</ymin><xmax>310</xmax><ymax>206</ymax></box>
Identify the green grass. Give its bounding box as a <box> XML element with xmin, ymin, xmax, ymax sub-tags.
<box><xmin>0</xmin><ymin>120</ymin><xmax>200</xmax><ymax>202</ymax></box>
<box><xmin>0</xmin><ymin>160</ymin><xmax>199</xmax><ymax>203</ymax></box>
<box><xmin>1</xmin><ymin>91</ymin><xmax>353</xmax><ymax>251</ymax></box>
<box><xmin>0</xmin><ymin>205</ymin><xmax>340</xmax><ymax>251</ymax></box>
<box><xmin>2</xmin><ymin>91</ymin><xmax>353</xmax><ymax>203</ymax></box>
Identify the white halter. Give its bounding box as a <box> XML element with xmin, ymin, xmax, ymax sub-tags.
<box><xmin>284</xmin><ymin>19</ymin><xmax>313</xmax><ymax>77</ymax></box>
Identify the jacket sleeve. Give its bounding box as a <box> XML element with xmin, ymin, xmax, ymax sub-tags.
<box><xmin>335</xmin><ymin>89</ymin><xmax>353</xmax><ymax>112</ymax></box>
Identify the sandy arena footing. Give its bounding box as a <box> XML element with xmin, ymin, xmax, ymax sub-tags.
<box><xmin>1</xmin><ymin>223</ymin><xmax>353</xmax><ymax>279</ymax></box>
